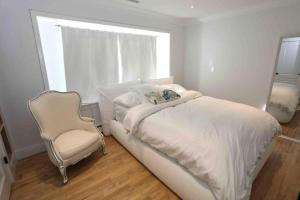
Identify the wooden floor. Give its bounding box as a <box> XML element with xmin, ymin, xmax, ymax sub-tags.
<box><xmin>11</xmin><ymin>136</ymin><xmax>300</xmax><ymax>200</ymax></box>
<box><xmin>281</xmin><ymin>107</ymin><xmax>300</xmax><ymax>140</ymax></box>
<box><xmin>251</xmin><ymin>138</ymin><xmax>300</xmax><ymax>200</ymax></box>
<box><xmin>10</xmin><ymin>137</ymin><xmax>178</xmax><ymax>200</ymax></box>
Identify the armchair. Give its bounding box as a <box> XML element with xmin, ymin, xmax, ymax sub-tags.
<box><xmin>28</xmin><ymin>91</ymin><xmax>106</xmax><ymax>183</ymax></box>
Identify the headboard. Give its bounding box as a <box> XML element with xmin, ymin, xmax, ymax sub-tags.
<box><xmin>143</xmin><ymin>77</ymin><xmax>174</xmax><ymax>85</ymax></box>
<box><xmin>97</xmin><ymin>77</ymin><xmax>174</xmax><ymax>136</ymax></box>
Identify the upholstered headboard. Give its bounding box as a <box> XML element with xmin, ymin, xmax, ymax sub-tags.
<box><xmin>97</xmin><ymin>77</ymin><xmax>174</xmax><ymax>136</ymax></box>
<box><xmin>143</xmin><ymin>77</ymin><xmax>174</xmax><ymax>85</ymax></box>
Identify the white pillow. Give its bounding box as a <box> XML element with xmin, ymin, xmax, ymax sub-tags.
<box><xmin>113</xmin><ymin>92</ymin><xmax>142</xmax><ymax>108</ymax></box>
<box><xmin>98</xmin><ymin>80</ymin><xmax>141</xmax><ymax>100</ymax></box>
<box><xmin>132</xmin><ymin>84</ymin><xmax>162</xmax><ymax>103</ymax></box>
<box><xmin>115</xmin><ymin>105</ymin><xmax>128</xmax><ymax>123</ymax></box>
<box><xmin>162</xmin><ymin>84</ymin><xmax>186</xmax><ymax>94</ymax></box>
<box><xmin>97</xmin><ymin>80</ymin><xmax>141</xmax><ymax>136</ymax></box>
<box><xmin>132</xmin><ymin>84</ymin><xmax>162</xmax><ymax>94</ymax></box>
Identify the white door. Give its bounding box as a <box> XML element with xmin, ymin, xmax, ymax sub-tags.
<box><xmin>0</xmin><ymin>136</ymin><xmax>11</xmax><ymax>200</ymax></box>
<box><xmin>277</xmin><ymin>40</ymin><xmax>300</xmax><ymax>74</ymax></box>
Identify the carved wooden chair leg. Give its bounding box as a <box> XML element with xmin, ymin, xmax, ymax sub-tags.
<box><xmin>102</xmin><ymin>139</ymin><xmax>107</xmax><ymax>155</ymax></box>
<box><xmin>59</xmin><ymin>165</ymin><xmax>68</xmax><ymax>184</ymax></box>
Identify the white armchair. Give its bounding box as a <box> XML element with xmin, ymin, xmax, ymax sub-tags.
<box><xmin>28</xmin><ymin>91</ymin><xmax>106</xmax><ymax>183</ymax></box>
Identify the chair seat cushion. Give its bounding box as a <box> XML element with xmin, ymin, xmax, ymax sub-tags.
<box><xmin>54</xmin><ymin>129</ymin><xmax>100</xmax><ymax>160</ymax></box>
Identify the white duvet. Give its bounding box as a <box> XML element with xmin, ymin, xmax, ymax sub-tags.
<box><xmin>123</xmin><ymin>91</ymin><xmax>281</xmax><ymax>200</ymax></box>
<box><xmin>270</xmin><ymin>82</ymin><xmax>299</xmax><ymax>113</ymax></box>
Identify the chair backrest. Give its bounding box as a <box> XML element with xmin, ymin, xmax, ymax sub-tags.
<box><xmin>29</xmin><ymin>91</ymin><xmax>82</xmax><ymax>140</ymax></box>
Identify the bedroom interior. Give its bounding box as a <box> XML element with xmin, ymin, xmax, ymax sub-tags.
<box><xmin>0</xmin><ymin>0</ymin><xmax>300</xmax><ymax>200</ymax></box>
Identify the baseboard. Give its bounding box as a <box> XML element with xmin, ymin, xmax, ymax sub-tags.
<box><xmin>14</xmin><ymin>142</ymin><xmax>45</xmax><ymax>160</ymax></box>
<box><xmin>0</xmin><ymin>176</ymin><xmax>11</xmax><ymax>200</ymax></box>
<box><xmin>279</xmin><ymin>135</ymin><xmax>300</xmax><ymax>144</ymax></box>
<box><xmin>7</xmin><ymin>152</ymin><xmax>16</xmax><ymax>182</ymax></box>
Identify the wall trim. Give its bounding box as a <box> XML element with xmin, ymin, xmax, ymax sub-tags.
<box><xmin>14</xmin><ymin>142</ymin><xmax>45</xmax><ymax>160</ymax></box>
<box><xmin>8</xmin><ymin>152</ymin><xmax>16</xmax><ymax>182</ymax></box>
<box><xmin>0</xmin><ymin>176</ymin><xmax>10</xmax><ymax>200</ymax></box>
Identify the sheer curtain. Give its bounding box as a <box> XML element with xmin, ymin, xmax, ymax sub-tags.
<box><xmin>61</xmin><ymin>27</ymin><xmax>157</xmax><ymax>102</ymax></box>
<box><xmin>118</xmin><ymin>34</ymin><xmax>157</xmax><ymax>82</ymax></box>
<box><xmin>61</xmin><ymin>26</ymin><xmax>119</xmax><ymax>102</ymax></box>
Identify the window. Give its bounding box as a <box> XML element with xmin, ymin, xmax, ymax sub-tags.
<box><xmin>36</xmin><ymin>16</ymin><xmax>170</xmax><ymax>102</ymax></box>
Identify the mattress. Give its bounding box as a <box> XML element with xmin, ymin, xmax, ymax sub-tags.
<box><xmin>267</xmin><ymin>105</ymin><xmax>295</xmax><ymax>123</ymax></box>
<box><xmin>110</xmin><ymin>120</ymin><xmax>275</xmax><ymax>200</ymax></box>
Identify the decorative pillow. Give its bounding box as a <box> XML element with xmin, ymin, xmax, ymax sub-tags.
<box><xmin>162</xmin><ymin>84</ymin><xmax>186</xmax><ymax>94</ymax></box>
<box><xmin>132</xmin><ymin>84</ymin><xmax>162</xmax><ymax>102</ymax></box>
<box><xmin>113</xmin><ymin>92</ymin><xmax>142</xmax><ymax>108</ymax></box>
<box><xmin>144</xmin><ymin>91</ymin><xmax>166</xmax><ymax>105</ymax></box>
<box><xmin>144</xmin><ymin>89</ymin><xmax>181</xmax><ymax>105</ymax></box>
<box><xmin>162</xmin><ymin>89</ymin><xmax>181</xmax><ymax>101</ymax></box>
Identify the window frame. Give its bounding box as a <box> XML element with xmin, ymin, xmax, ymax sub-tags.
<box><xmin>30</xmin><ymin>10</ymin><xmax>171</xmax><ymax>91</ymax></box>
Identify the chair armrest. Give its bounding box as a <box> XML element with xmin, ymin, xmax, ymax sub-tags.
<box><xmin>81</xmin><ymin>117</ymin><xmax>95</xmax><ymax>123</ymax></box>
<box><xmin>42</xmin><ymin>137</ymin><xmax>64</xmax><ymax>166</ymax></box>
<box><xmin>79</xmin><ymin>117</ymin><xmax>99</xmax><ymax>133</ymax></box>
<box><xmin>41</xmin><ymin>132</ymin><xmax>52</xmax><ymax>141</ymax></box>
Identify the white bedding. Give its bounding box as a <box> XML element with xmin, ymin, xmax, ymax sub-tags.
<box><xmin>123</xmin><ymin>91</ymin><xmax>281</xmax><ymax>200</ymax></box>
<box><xmin>114</xmin><ymin>105</ymin><xmax>128</xmax><ymax>123</ymax></box>
<box><xmin>269</xmin><ymin>82</ymin><xmax>299</xmax><ymax>113</ymax></box>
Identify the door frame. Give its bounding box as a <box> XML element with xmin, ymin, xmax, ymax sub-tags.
<box><xmin>0</xmin><ymin>136</ymin><xmax>12</xmax><ymax>200</ymax></box>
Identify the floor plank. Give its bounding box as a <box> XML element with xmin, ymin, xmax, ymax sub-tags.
<box><xmin>11</xmin><ymin>136</ymin><xmax>300</xmax><ymax>200</ymax></box>
<box><xmin>10</xmin><ymin>137</ymin><xmax>179</xmax><ymax>200</ymax></box>
<box><xmin>251</xmin><ymin>137</ymin><xmax>300</xmax><ymax>200</ymax></box>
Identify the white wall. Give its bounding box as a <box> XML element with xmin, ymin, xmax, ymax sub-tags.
<box><xmin>184</xmin><ymin>2</ymin><xmax>300</xmax><ymax>109</ymax></box>
<box><xmin>0</xmin><ymin>0</ymin><xmax>185</xmax><ymax>159</ymax></box>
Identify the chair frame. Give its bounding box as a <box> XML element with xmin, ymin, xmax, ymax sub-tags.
<box><xmin>28</xmin><ymin>90</ymin><xmax>107</xmax><ymax>184</ymax></box>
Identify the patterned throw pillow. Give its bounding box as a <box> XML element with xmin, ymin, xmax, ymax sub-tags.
<box><xmin>162</xmin><ymin>89</ymin><xmax>181</xmax><ymax>101</ymax></box>
<box><xmin>144</xmin><ymin>89</ymin><xmax>181</xmax><ymax>105</ymax></box>
<box><xmin>144</xmin><ymin>91</ymin><xmax>165</xmax><ymax>104</ymax></box>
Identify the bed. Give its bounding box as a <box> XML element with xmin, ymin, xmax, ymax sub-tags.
<box><xmin>97</xmin><ymin>78</ymin><xmax>281</xmax><ymax>200</ymax></box>
<box><xmin>267</xmin><ymin>82</ymin><xmax>299</xmax><ymax>123</ymax></box>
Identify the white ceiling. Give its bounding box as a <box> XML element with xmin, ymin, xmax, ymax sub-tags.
<box><xmin>101</xmin><ymin>0</ymin><xmax>296</xmax><ymax>19</ymax></box>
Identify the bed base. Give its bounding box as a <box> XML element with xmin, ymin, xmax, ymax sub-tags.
<box><xmin>267</xmin><ymin>105</ymin><xmax>295</xmax><ymax>123</ymax></box>
<box><xmin>110</xmin><ymin>120</ymin><xmax>275</xmax><ymax>200</ymax></box>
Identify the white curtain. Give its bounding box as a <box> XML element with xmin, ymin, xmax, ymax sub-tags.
<box><xmin>61</xmin><ymin>27</ymin><xmax>157</xmax><ymax>102</ymax></box>
<box><xmin>118</xmin><ymin>34</ymin><xmax>157</xmax><ymax>82</ymax></box>
<box><xmin>61</xmin><ymin>27</ymin><xmax>119</xmax><ymax>102</ymax></box>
